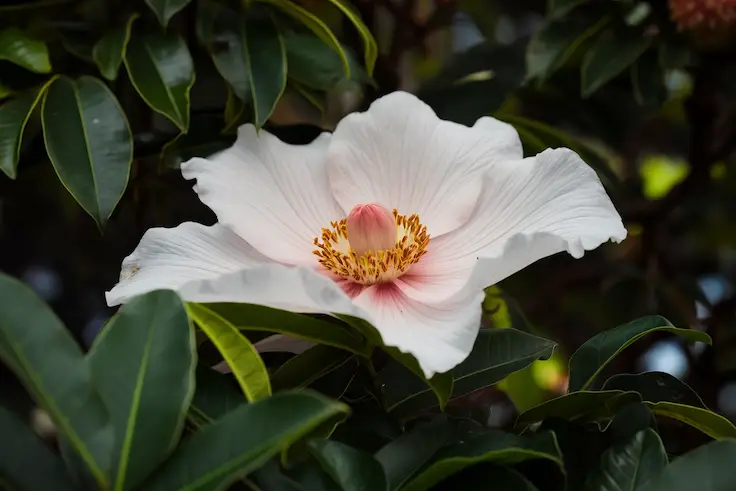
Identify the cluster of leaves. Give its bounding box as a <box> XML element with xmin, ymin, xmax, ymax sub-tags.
<box><xmin>2</xmin><ymin>269</ymin><xmax>736</xmax><ymax>491</ymax></box>
<box><xmin>0</xmin><ymin>0</ymin><xmax>375</xmax><ymax>228</ymax></box>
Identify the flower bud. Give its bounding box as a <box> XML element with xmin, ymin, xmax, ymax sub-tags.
<box><xmin>347</xmin><ymin>204</ymin><xmax>397</xmax><ymax>256</ymax></box>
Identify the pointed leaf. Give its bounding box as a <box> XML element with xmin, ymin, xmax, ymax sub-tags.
<box><xmin>146</xmin><ymin>0</ymin><xmax>193</xmax><ymax>27</ymax></box>
<box><xmin>0</xmin><ymin>27</ymin><xmax>50</xmax><ymax>73</ymax></box>
<box><xmin>308</xmin><ymin>439</ymin><xmax>387</xmax><ymax>491</ymax></box>
<box><xmin>42</xmin><ymin>76</ymin><xmax>133</xmax><ymax>228</ymax></box>
<box><xmin>602</xmin><ymin>372</ymin><xmax>706</xmax><ymax>408</ymax></box>
<box><xmin>0</xmin><ymin>273</ymin><xmax>112</xmax><ymax>488</ymax></box>
<box><xmin>285</xmin><ymin>31</ymin><xmax>367</xmax><ymax>90</ymax></box>
<box><xmin>141</xmin><ymin>391</ymin><xmax>350</xmax><ymax>491</ymax></box>
<box><xmin>124</xmin><ymin>32</ymin><xmax>194</xmax><ymax>131</ymax></box>
<box><xmin>188</xmin><ymin>365</ymin><xmax>246</xmax><ymax>428</ymax></box>
<box><xmin>242</xmin><ymin>15</ymin><xmax>286</xmax><ymax>128</ymax></box>
<box><xmin>639</xmin><ymin>440</ymin><xmax>736</xmax><ymax>491</ymax></box>
<box><xmin>645</xmin><ymin>402</ymin><xmax>736</xmax><ymax>440</ymax></box>
<box><xmin>325</xmin><ymin>0</ymin><xmax>377</xmax><ymax>75</ymax></box>
<box><xmin>88</xmin><ymin>290</ymin><xmax>196</xmax><ymax>491</ymax></box>
<box><xmin>581</xmin><ymin>27</ymin><xmax>651</xmax><ymax>97</ymax></box>
<box><xmin>92</xmin><ymin>13</ymin><xmax>138</xmax><ymax>81</ymax></box>
<box><xmin>568</xmin><ymin>316</ymin><xmax>711</xmax><ymax>392</ymax></box>
<box><xmin>516</xmin><ymin>391</ymin><xmax>642</xmax><ymax>429</ymax></box>
<box><xmin>271</xmin><ymin>344</ymin><xmax>352</xmax><ymax>392</ymax></box>
<box><xmin>187</xmin><ymin>303</ymin><xmax>271</xmax><ymax>402</ymax></box>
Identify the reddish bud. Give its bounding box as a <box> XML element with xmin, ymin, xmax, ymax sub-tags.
<box><xmin>347</xmin><ymin>204</ymin><xmax>397</xmax><ymax>256</ymax></box>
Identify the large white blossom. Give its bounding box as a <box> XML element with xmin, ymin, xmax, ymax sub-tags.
<box><xmin>106</xmin><ymin>91</ymin><xmax>626</xmax><ymax>378</ymax></box>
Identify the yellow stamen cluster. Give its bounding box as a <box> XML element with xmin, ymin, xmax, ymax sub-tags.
<box><xmin>314</xmin><ymin>209</ymin><xmax>430</xmax><ymax>285</ymax></box>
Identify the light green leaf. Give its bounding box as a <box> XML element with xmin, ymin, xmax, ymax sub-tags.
<box><xmin>581</xmin><ymin>28</ymin><xmax>652</xmax><ymax>97</ymax></box>
<box><xmin>92</xmin><ymin>13</ymin><xmax>138</xmax><ymax>81</ymax></box>
<box><xmin>88</xmin><ymin>290</ymin><xmax>196</xmax><ymax>491</ymax></box>
<box><xmin>646</xmin><ymin>402</ymin><xmax>736</xmax><ymax>440</ymax></box>
<box><xmin>568</xmin><ymin>316</ymin><xmax>711</xmax><ymax>392</ymax></box>
<box><xmin>639</xmin><ymin>440</ymin><xmax>736</xmax><ymax>491</ymax></box>
<box><xmin>146</xmin><ymin>0</ymin><xmax>193</xmax><ymax>27</ymax></box>
<box><xmin>42</xmin><ymin>76</ymin><xmax>133</xmax><ymax>229</ymax></box>
<box><xmin>0</xmin><ymin>273</ymin><xmax>113</xmax><ymax>489</ymax></box>
<box><xmin>324</xmin><ymin>0</ymin><xmax>377</xmax><ymax>75</ymax></box>
<box><xmin>124</xmin><ymin>32</ymin><xmax>194</xmax><ymax>131</ymax></box>
<box><xmin>187</xmin><ymin>303</ymin><xmax>271</xmax><ymax>402</ymax></box>
<box><xmin>309</xmin><ymin>439</ymin><xmax>387</xmax><ymax>491</ymax></box>
<box><xmin>0</xmin><ymin>27</ymin><xmax>51</xmax><ymax>73</ymax></box>
<box><xmin>515</xmin><ymin>391</ymin><xmax>642</xmax><ymax>429</ymax></box>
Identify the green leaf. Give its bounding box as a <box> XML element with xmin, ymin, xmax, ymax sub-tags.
<box><xmin>639</xmin><ymin>440</ymin><xmax>736</xmax><ymax>491</ymax></box>
<box><xmin>515</xmin><ymin>391</ymin><xmax>642</xmax><ymax>429</ymax></box>
<box><xmin>271</xmin><ymin>344</ymin><xmax>352</xmax><ymax>392</ymax></box>
<box><xmin>583</xmin><ymin>429</ymin><xmax>667</xmax><ymax>491</ymax></box>
<box><xmin>547</xmin><ymin>0</ymin><xmax>588</xmax><ymax>18</ymax></box>
<box><xmin>581</xmin><ymin>27</ymin><xmax>652</xmax><ymax>97</ymax></box>
<box><xmin>141</xmin><ymin>391</ymin><xmax>350</xmax><ymax>491</ymax></box>
<box><xmin>602</xmin><ymin>372</ymin><xmax>706</xmax><ymax>408</ymax></box>
<box><xmin>631</xmin><ymin>49</ymin><xmax>665</xmax><ymax>108</ymax></box>
<box><xmin>0</xmin><ymin>79</ymin><xmax>53</xmax><ymax>179</ymax></box>
<box><xmin>187</xmin><ymin>303</ymin><xmax>271</xmax><ymax>402</ymax></box>
<box><xmin>42</xmin><ymin>76</ymin><xmax>133</xmax><ymax>229</ymax></box>
<box><xmin>0</xmin><ymin>27</ymin><xmax>51</xmax><ymax>73</ymax></box>
<box><xmin>188</xmin><ymin>365</ymin><xmax>246</xmax><ymax>427</ymax></box>
<box><xmin>374</xmin><ymin>418</ymin><xmax>453</xmax><ymax>491</ymax></box>
<box><xmin>646</xmin><ymin>402</ymin><xmax>736</xmax><ymax>440</ymax></box>
<box><xmin>284</xmin><ymin>30</ymin><xmax>366</xmax><ymax>90</ymax></box>
<box><xmin>308</xmin><ymin>439</ymin><xmax>387</xmax><ymax>491</ymax></box>
<box><xmin>204</xmin><ymin>303</ymin><xmax>368</xmax><ymax>356</ymax></box>
<box><xmin>568</xmin><ymin>316</ymin><xmax>711</xmax><ymax>392</ymax></box>
<box><xmin>92</xmin><ymin>13</ymin><xmax>138</xmax><ymax>81</ymax></box>
<box><xmin>401</xmin><ymin>431</ymin><xmax>563</xmax><ymax>491</ymax></box>
<box><xmin>608</xmin><ymin>403</ymin><xmax>656</xmax><ymax>445</ymax></box>
<box><xmin>0</xmin><ymin>273</ymin><xmax>112</xmax><ymax>489</ymax></box>
<box><xmin>381</xmin><ymin>348</ymin><xmax>454</xmax><ymax>412</ymax></box>
<box><xmin>0</xmin><ymin>406</ymin><xmax>77</xmax><ymax>491</ymax></box>
<box><xmin>124</xmin><ymin>32</ymin><xmax>194</xmax><ymax>131</ymax></box>
<box><xmin>324</xmin><ymin>0</ymin><xmax>377</xmax><ymax>75</ymax></box>
<box><xmin>146</xmin><ymin>0</ymin><xmax>193</xmax><ymax>27</ymax></box>
<box><xmin>88</xmin><ymin>290</ymin><xmax>196</xmax><ymax>491</ymax></box>
<box><xmin>444</xmin><ymin>466</ymin><xmax>540</xmax><ymax>490</ymax></box>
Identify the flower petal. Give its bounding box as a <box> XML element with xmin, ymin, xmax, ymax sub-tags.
<box><xmin>353</xmin><ymin>283</ymin><xmax>484</xmax><ymax>378</ymax></box>
<box><xmin>327</xmin><ymin>91</ymin><xmax>522</xmax><ymax>237</ymax></box>
<box><xmin>397</xmin><ymin>148</ymin><xmax>627</xmax><ymax>303</ymax></box>
<box><xmin>106</xmin><ymin>222</ymin><xmax>271</xmax><ymax>306</ymax></box>
<box><xmin>181</xmin><ymin>126</ymin><xmax>343</xmax><ymax>264</ymax></box>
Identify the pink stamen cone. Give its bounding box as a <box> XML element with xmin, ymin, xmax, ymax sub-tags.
<box><xmin>347</xmin><ymin>203</ymin><xmax>397</xmax><ymax>256</ymax></box>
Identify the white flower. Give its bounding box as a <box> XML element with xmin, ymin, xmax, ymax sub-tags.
<box><xmin>106</xmin><ymin>91</ymin><xmax>626</xmax><ymax>378</ymax></box>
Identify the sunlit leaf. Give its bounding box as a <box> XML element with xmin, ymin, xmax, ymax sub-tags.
<box><xmin>0</xmin><ymin>27</ymin><xmax>50</xmax><ymax>73</ymax></box>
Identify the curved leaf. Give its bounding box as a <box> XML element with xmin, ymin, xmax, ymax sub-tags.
<box><xmin>188</xmin><ymin>365</ymin><xmax>246</xmax><ymax>428</ymax></box>
<box><xmin>124</xmin><ymin>32</ymin><xmax>194</xmax><ymax>131</ymax></box>
<box><xmin>639</xmin><ymin>440</ymin><xmax>736</xmax><ymax>491</ymax></box>
<box><xmin>516</xmin><ymin>391</ymin><xmax>642</xmax><ymax>429</ymax></box>
<box><xmin>187</xmin><ymin>303</ymin><xmax>271</xmax><ymax>402</ymax></box>
<box><xmin>325</xmin><ymin>0</ymin><xmax>377</xmax><ymax>75</ymax></box>
<box><xmin>581</xmin><ymin>27</ymin><xmax>651</xmax><ymax>97</ymax></box>
<box><xmin>0</xmin><ymin>79</ymin><xmax>54</xmax><ymax>179</ymax></box>
<box><xmin>0</xmin><ymin>27</ymin><xmax>50</xmax><ymax>73</ymax></box>
<box><xmin>42</xmin><ymin>76</ymin><xmax>133</xmax><ymax>229</ymax></box>
<box><xmin>568</xmin><ymin>316</ymin><xmax>711</xmax><ymax>392</ymax></box>
<box><xmin>271</xmin><ymin>344</ymin><xmax>352</xmax><ymax>392</ymax></box>
<box><xmin>88</xmin><ymin>290</ymin><xmax>196</xmax><ymax>491</ymax></box>
<box><xmin>141</xmin><ymin>391</ymin><xmax>350</xmax><ymax>491</ymax></box>
<box><xmin>308</xmin><ymin>439</ymin><xmax>387</xmax><ymax>491</ymax></box>
<box><xmin>92</xmin><ymin>13</ymin><xmax>138</xmax><ymax>81</ymax></box>
<box><xmin>602</xmin><ymin>372</ymin><xmax>706</xmax><ymax>408</ymax></box>
<box><xmin>146</xmin><ymin>0</ymin><xmax>193</xmax><ymax>27</ymax></box>
<box><xmin>285</xmin><ymin>30</ymin><xmax>367</xmax><ymax>90</ymax></box>
<box><xmin>0</xmin><ymin>273</ymin><xmax>112</xmax><ymax>488</ymax></box>
<box><xmin>646</xmin><ymin>402</ymin><xmax>736</xmax><ymax>440</ymax></box>
<box><xmin>0</xmin><ymin>406</ymin><xmax>77</xmax><ymax>491</ymax></box>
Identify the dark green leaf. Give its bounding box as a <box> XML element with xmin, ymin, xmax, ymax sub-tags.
<box><xmin>0</xmin><ymin>28</ymin><xmax>50</xmax><ymax>73</ymax></box>
<box><xmin>401</xmin><ymin>431</ymin><xmax>563</xmax><ymax>491</ymax></box>
<box><xmin>438</xmin><ymin>465</ymin><xmax>540</xmax><ymax>491</ymax></box>
<box><xmin>639</xmin><ymin>440</ymin><xmax>736</xmax><ymax>491</ymax></box>
<box><xmin>308</xmin><ymin>440</ymin><xmax>387</xmax><ymax>491</ymax></box>
<box><xmin>146</xmin><ymin>0</ymin><xmax>193</xmax><ymax>27</ymax></box>
<box><xmin>0</xmin><ymin>80</ymin><xmax>52</xmax><ymax>179</ymax></box>
<box><xmin>631</xmin><ymin>49</ymin><xmax>665</xmax><ymax>108</ymax></box>
<box><xmin>381</xmin><ymin>347</ymin><xmax>454</xmax><ymax>412</ymax></box>
<box><xmin>285</xmin><ymin>31</ymin><xmax>366</xmax><ymax>90</ymax></box>
<box><xmin>271</xmin><ymin>344</ymin><xmax>352</xmax><ymax>392</ymax></box>
<box><xmin>581</xmin><ymin>27</ymin><xmax>652</xmax><ymax>97</ymax></box>
<box><xmin>324</xmin><ymin>0</ymin><xmax>377</xmax><ymax>75</ymax></box>
<box><xmin>583</xmin><ymin>429</ymin><xmax>667</xmax><ymax>491</ymax></box>
<box><xmin>0</xmin><ymin>406</ymin><xmax>77</xmax><ymax>491</ymax></box>
<box><xmin>92</xmin><ymin>13</ymin><xmax>138</xmax><ymax>81</ymax></box>
<box><xmin>42</xmin><ymin>76</ymin><xmax>133</xmax><ymax>229</ymax></box>
<box><xmin>516</xmin><ymin>391</ymin><xmax>642</xmax><ymax>429</ymax></box>
<box><xmin>608</xmin><ymin>403</ymin><xmax>656</xmax><ymax>445</ymax></box>
<box><xmin>602</xmin><ymin>372</ymin><xmax>706</xmax><ymax>408</ymax></box>
<box><xmin>124</xmin><ymin>32</ymin><xmax>194</xmax><ymax>131</ymax></box>
<box><xmin>141</xmin><ymin>391</ymin><xmax>350</xmax><ymax>491</ymax></box>
<box><xmin>646</xmin><ymin>402</ymin><xmax>736</xmax><ymax>439</ymax></box>
<box><xmin>0</xmin><ymin>273</ymin><xmax>112</xmax><ymax>489</ymax></box>
<box><xmin>658</xmin><ymin>38</ymin><xmax>692</xmax><ymax>70</ymax></box>
<box><xmin>188</xmin><ymin>365</ymin><xmax>246</xmax><ymax>427</ymax></box>
<box><xmin>548</xmin><ymin>0</ymin><xmax>588</xmax><ymax>18</ymax></box>
<box><xmin>88</xmin><ymin>290</ymin><xmax>196</xmax><ymax>491</ymax></box>
<box><xmin>568</xmin><ymin>316</ymin><xmax>711</xmax><ymax>392</ymax></box>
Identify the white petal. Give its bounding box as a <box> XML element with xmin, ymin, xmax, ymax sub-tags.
<box><xmin>106</xmin><ymin>222</ymin><xmax>271</xmax><ymax>306</ymax></box>
<box><xmin>397</xmin><ymin>148</ymin><xmax>627</xmax><ymax>303</ymax></box>
<box><xmin>327</xmin><ymin>91</ymin><xmax>522</xmax><ymax>237</ymax></box>
<box><xmin>181</xmin><ymin>126</ymin><xmax>344</xmax><ymax>264</ymax></box>
<box><xmin>353</xmin><ymin>284</ymin><xmax>484</xmax><ymax>378</ymax></box>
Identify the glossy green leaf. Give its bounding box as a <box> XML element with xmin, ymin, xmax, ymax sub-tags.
<box><xmin>0</xmin><ymin>79</ymin><xmax>53</xmax><ymax>179</ymax></box>
<box><xmin>187</xmin><ymin>303</ymin><xmax>271</xmax><ymax>402</ymax></box>
<box><xmin>309</xmin><ymin>439</ymin><xmax>387</xmax><ymax>491</ymax></box>
<box><xmin>42</xmin><ymin>76</ymin><xmax>133</xmax><ymax>229</ymax></box>
<box><xmin>198</xmin><ymin>5</ymin><xmax>249</xmax><ymax>101</ymax></box>
<box><xmin>382</xmin><ymin>347</ymin><xmax>454</xmax><ymax>412</ymax></box>
<box><xmin>401</xmin><ymin>431</ymin><xmax>563</xmax><ymax>491</ymax></box>
<box><xmin>0</xmin><ymin>406</ymin><xmax>77</xmax><ymax>491</ymax></box>
<box><xmin>374</xmin><ymin>418</ymin><xmax>453</xmax><ymax>491</ymax></box>
<box><xmin>602</xmin><ymin>372</ymin><xmax>706</xmax><ymax>408</ymax></box>
<box><xmin>204</xmin><ymin>303</ymin><xmax>368</xmax><ymax>356</ymax></box>
<box><xmin>325</xmin><ymin>0</ymin><xmax>377</xmax><ymax>75</ymax></box>
<box><xmin>583</xmin><ymin>429</ymin><xmax>667</xmax><ymax>491</ymax></box>
<box><xmin>516</xmin><ymin>391</ymin><xmax>642</xmax><ymax>429</ymax></box>
<box><xmin>581</xmin><ymin>28</ymin><xmax>651</xmax><ymax>97</ymax></box>
<box><xmin>638</xmin><ymin>440</ymin><xmax>736</xmax><ymax>491</ymax></box>
<box><xmin>646</xmin><ymin>402</ymin><xmax>736</xmax><ymax>440</ymax></box>
<box><xmin>271</xmin><ymin>344</ymin><xmax>352</xmax><ymax>391</ymax></box>
<box><xmin>141</xmin><ymin>391</ymin><xmax>350</xmax><ymax>491</ymax></box>
<box><xmin>88</xmin><ymin>290</ymin><xmax>196</xmax><ymax>491</ymax></box>
<box><xmin>0</xmin><ymin>27</ymin><xmax>50</xmax><ymax>73</ymax></box>
<box><xmin>568</xmin><ymin>316</ymin><xmax>711</xmax><ymax>392</ymax></box>
<box><xmin>608</xmin><ymin>403</ymin><xmax>656</xmax><ymax>445</ymax></box>
<box><xmin>92</xmin><ymin>13</ymin><xmax>138</xmax><ymax>81</ymax></box>
<box><xmin>124</xmin><ymin>32</ymin><xmax>194</xmax><ymax>131</ymax></box>
<box><xmin>284</xmin><ymin>30</ymin><xmax>366</xmax><ymax>90</ymax></box>
<box><xmin>0</xmin><ymin>273</ymin><xmax>112</xmax><ymax>488</ymax></box>
<box><xmin>188</xmin><ymin>365</ymin><xmax>246</xmax><ymax>428</ymax></box>
<box><xmin>146</xmin><ymin>0</ymin><xmax>193</xmax><ymax>27</ymax></box>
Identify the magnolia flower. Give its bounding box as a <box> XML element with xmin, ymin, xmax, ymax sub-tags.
<box><xmin>107</xmin><ymin>92</ymin><xmax>626</xmax><ymax>378</ymax></box>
